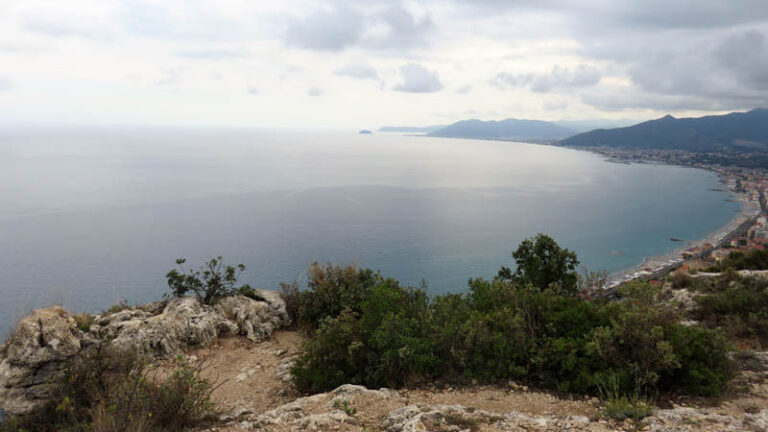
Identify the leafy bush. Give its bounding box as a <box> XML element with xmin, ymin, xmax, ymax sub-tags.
<box><xmin>166</xmin><ymin>256</ymin><xmax>251</xmax><ymax>305</ymax></box>
<box><xmin>596</xmin><ymin>374</ymin><xmax>653</xmax><ymax>421</ymax></box>
<box><xmin>291</xmin><ymin>280</ymin><xmax>439</xmax><ymax>392</ymax></box>
<box><xmin>73</xmin><ymin>313</ymin><xmax>95</xmax><ymax>332</ymax></box>
<box><xmin>497</xmin><ymin>233</ymin><xmax>580</xmax><ymax>295</ymax></box>
<box><xmin>105</xmin><ymin>300</ymin><xmax>131</xmax><ymax>315</ymax></box>
<box><xmin>602</xmin><ymin>397</ymin><xmax>653</xmax><ymax>421</ymax></box>
<box><xmin>711</xmin><ymin>249</ymin><xmax>768</xmax><ymax>271</ymax></box>
<box><xmin>290</xmin><ymin>266</ymin><xmax>733</xmax><ymax>397</ymax></box>
<box><xmin>280</xmin><ymin>262</ymin><xmax>393</xmax><ymax>330</ymax></box>
<box><xmin>3</xmin><ymin>345</ymin><xmax>218</xmax><ymax>432</ymax></box>
<box><xmin>694</xmin><ymin>275</ymin><xmax>768</xmax><ymax>346</ymax></box>
<box><xmin>288</xmin><ymin>236</ymin><xmax>733</xmax><ymax>398</ymax></box>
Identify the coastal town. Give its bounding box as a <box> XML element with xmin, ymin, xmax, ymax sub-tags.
<box><xmin>583</xmin><ymin>147</ymin><xmax>768</xmax><ymax>289</ymax></box>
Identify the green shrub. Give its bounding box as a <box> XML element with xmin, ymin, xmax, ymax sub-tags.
<box><xmin>497</xmin><ymin>233</ymin><xmax>580</xmax><ymax>295</ymax></box>
<box><xmin>166</xmin><ymin>256</ymin><xmax>251</xmax><ymax>305</ymax></box>
<box><xmin>290</xmin><ymin>264</ymin><xmax>733</xmax><ymax>398</ymax></box>
<box><xmin>332</xmin><ymin>399</ymin><xmax>357</xmax><ymax>416</ymax></box>
<box><xmin>694</xmin><ymin>275</ymin><xmax>768</xmax><ymax>346</ymax></box>
<box><xmin>105</xmin><ymin>300</ymin><xmax>130</xmax><ymax>315</ymax></box>
<box><xmin>280</xmin><ymin>262</ymin><xmax>390</xmax><ymax>330</ymax></box>
<box><xmin>602</xmin><ymin>397</ymin><xmax>653</xmax><ymax>421</ymax></box>
<box><xmin>713</xmin><ymin>249</ymin><xmax>768</xmax><ymax>271</ymax></box>
<box><xmin>73</xmin><ymin>313</ymin><xmax>95</xmax><ymax>332</ymax></box>
<box><xmin>291</xmin><ymin>280</ymin><xmax>439</xmax><ymax>392</ymax></box>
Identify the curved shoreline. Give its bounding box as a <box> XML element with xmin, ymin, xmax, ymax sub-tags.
<box><xmin>605</xmin><ymin>169</ymin><xmax>761</xmax><ymax>288</ymax></box>
<box><xmin>416</xmin><ymin>135</ymin><xmax>763</xmax><ymax>289</ymax></box>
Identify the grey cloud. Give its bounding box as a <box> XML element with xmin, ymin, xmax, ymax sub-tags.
<box><xmin>457</xmin><ymin>85</ymin><xmax>472</xmax><ymax>94</ymax></box>
<box><xmin>335</xmin><ymin>63</ymin><xmax>379</xmax><ymax>80</ymax></box>
<box><xmin>283</xmin><ymin>6</ymin><xmax>364</xmax><ymax>51</ymax></box>
<box><xmin>247</xmin><ymin>86</ymin><xmax>259</xmax><ymax>95</ymax></box>
<box><xmin>543</xmin><ymin>100</ymin><xmax>568</xmax><ymax>110</ymax></box>
<box><xmin>616</xmin><ymin>0</ymin><xmax>768</xmax><ymax>30</ymax></box>
<box><xmin>308</xmin><ymin>87</ymin><xmax>324</xmax><ymax>96</ymax></box>
<box><xmin>394</xmin><ymin>63</ymin><xmax>442</xmax><ymax>93</ymax></box>
<box><xmin>714</xmin><ymin>30</ymin><xmax>768</xmax><ymax>90</ymax></box>
<box><xmin>614</xmin><ymin>29</ymin><xmax>768</xmax><ymax>111</ymax></box>
<box><xmin>463</xmin><ymin>0</ymin><xmax>768</xmax><ymax>30</ymax></box>
<box><xmin>580</xmin><ymin>85</ymin><xmax>764</xmax><ymax>112</ymax></box>
<box><xmin>364</xmin><ymin>5</ymin><xmax>433</xmax><ymax>49</ymax></box>
<box><xmin>531</xmin><ymin>65</ymin><xmax>601</xmax><ymax>92</ymax></box>
<box><xmin>491</xmin><ymin>65</ymin><xmax>601</xmax><ymax>93</ymax></box>
<box><xmin>282</xmin><ymin>3</ymin><xmax>432</xmax><ymax>52</ymax></box>
<box><xmin>0</xmin><ymin>78</ymin><xmax>12</xmax><ymax>91</ymax></box>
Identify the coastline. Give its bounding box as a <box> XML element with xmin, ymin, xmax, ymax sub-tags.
<box><xmin>572</xmin><ymin>149</ymin><xmax>762</xmax><ymax>288</ymax></box>
<box><xmin>420</xmin><ymin>135</ymin><xmax>764</xmax><ymax>288</ymax></box>
<box><xmin>598</xmin><ymin>160</ymin><xmax>762</xmax><ymax>288</ymax></box>
<box><xmin>605</xmin><ymin>190</ymin><xmax>759</xmax><ymax>288</ymax></box>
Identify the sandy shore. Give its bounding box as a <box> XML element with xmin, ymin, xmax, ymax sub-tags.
<box><xmin>605</xmin><ymin>181</ymin><xmax>761</xmax><ymax>289</ymax></box>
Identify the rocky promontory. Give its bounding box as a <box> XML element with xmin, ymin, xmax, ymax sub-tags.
<box><xmin>0</xmin><ymin>292</ymin><xmax>289</xmax><ymax>416</ymax></box>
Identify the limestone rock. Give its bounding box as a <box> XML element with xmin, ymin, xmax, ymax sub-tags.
<box><xmin>0</xmin><ymin>306</ymin><xmax>81</xmax><ymax>415</ymax></box>
<box><xmin>0</xmin><ymin>293</ymin><xmax>290</xmax><ymax>416</ymax></box>
<box><xmin>254</xmin><ymin>384</ymin><xmax>396</xmax><ymax>431</ymax></box>
<box><xmin>648</xmin><ymin>406</ymin><xmax>768</xmax><ymax>432</ymax></box>
<box><xmin>383</xmin><ymin>404</ymin><xmax>597</xmax><ymax>432</ymax></box>
<box><xmin>216</xmin><ymin>290</ymin><xmax>290</xmax><ymax>343</ymax></box>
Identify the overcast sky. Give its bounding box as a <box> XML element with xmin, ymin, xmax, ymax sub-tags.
<box><xmin>1</xmin><ymin>0</ymin><xmax>768</xmax><ymax>128</ymax></box>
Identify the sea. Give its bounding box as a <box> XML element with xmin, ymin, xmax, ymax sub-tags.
<box><xmin>0</xmin><ymin>126</ymin><xmax>742</xmax><ymax>334</ymax></box>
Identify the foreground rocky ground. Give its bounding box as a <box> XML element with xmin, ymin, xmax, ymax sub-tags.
<box><xmin>0</xmin><ymin>292</ymin><xmax>289</xmax><ymax>415</ymax></box>
<box><xmin>2</xmin><ymin>291</ymin><xmax>767</xmax><ymax>432</ymax></box>
<box><xmin>191</xmin><ymin>332</ymin><xmax>768</xmax><ymax>432</ymax></box>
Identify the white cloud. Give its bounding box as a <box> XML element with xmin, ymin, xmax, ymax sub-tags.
<box><xmin>335</xmin><ymin>62</ymin><xmax>379</xmax><ymax>80</ymax></box>
<box><xmin>394</xmin><ymin>63</ymin><xmax>443</xmax><ymax>93</ymax></box>
<box><xmin>492</xmin><ymin>65</ymin><xmax>601</xmax><ymax>93</ymax></box>
<box><xmin>0</xmin><ymin>0</ymin><xmax>766</xmax><ymax>126</ymax></box>
<box><xmin>283</xmin><ymin>6</ymin><xmax>364</xmax><ymax>51</ymax></box>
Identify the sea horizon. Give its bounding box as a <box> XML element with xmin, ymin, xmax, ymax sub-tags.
<box><xmin>0</xmin><ymin>127</ymin><xmax>742</xmax><ymax>333</ymax></box>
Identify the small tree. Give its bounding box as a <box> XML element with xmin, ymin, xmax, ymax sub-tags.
<box><xmin>498</xmin><ymin>233</ymin><xmax>580</xmax><ymax>295</ymax></box>
<box><xmin>166</xmin><ymin>256</ymin><xmax>251</xmax><ymax>305</ymax></box>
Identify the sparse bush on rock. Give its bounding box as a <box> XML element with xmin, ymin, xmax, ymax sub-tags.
<box><xmin>166</xmin><ymin>256</ymin><xmax>252</xmax><ymax>305</ymax></box>
<box><xmin>1</xmin><ymin>346</ymin><xmax>218</xmax><ymax>432</ymax></box>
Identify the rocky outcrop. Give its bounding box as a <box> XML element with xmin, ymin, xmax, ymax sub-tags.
<box><xmin>383</xmin><ymin>404</ymin><xmax>599</xmax><ymax>432</ymax></box>
<box><xmin>0</xmin><ymin>306</ymin><xmax>81</xmax><ymax>415</ymax></box>
<box><xmin>0</xmin><ymin>292</ymin><xmax>290</xmax><ymax>416</ymax></box>
<box><xmin>94</xmin><ymin>297</ymin><xmax>238</xmax><ymax>356</ymax></box>
<box><xmin>90</xmin><ymin>293</ymin><xmax>289</xmax><ymax>357</ymax></box>
<box><xmin>217</xmin><ymin>290</ymin><xmax>288</xmax><ymax>343</ymax></box>
<box><xmin>647</xmin><ymin>407</ymin><xmax>768</xmax><ymax>432</ymax></box>
<box><xmin>251</xmin><ymin>384</ymin><xmax>396</xmax><ymax>431</ymax></box>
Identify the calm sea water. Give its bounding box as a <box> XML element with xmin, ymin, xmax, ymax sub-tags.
<box><xmin>0</xmin><ymin>126</ymin><xmax>741</xmax><ymax>334</ymax></box>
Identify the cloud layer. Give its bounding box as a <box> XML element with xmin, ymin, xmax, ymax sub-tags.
<box><xmin>0</xmin><ymin>0</ymin><xmax>767</xmax><ymax>127</ymax></box>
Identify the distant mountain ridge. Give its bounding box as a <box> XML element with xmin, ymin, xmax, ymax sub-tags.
<box><xmin>559</xmin><ymin>108</ymin><xmax>768</xmax><ymax>152</ymax></box>
<box><xmin>428</xmin><ymin>118</ymin><xmax>577</xmax><ymax>141</ymax></box>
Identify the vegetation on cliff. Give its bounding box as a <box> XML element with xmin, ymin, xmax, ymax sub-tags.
<box><xmin>284</xmin><ymin>235</ymin><xmax>733</xmax><ymax>399</ymax></box>
<box><xmin>1</xmin><ymin>347</ymin><xmax>218</xmax><ymax>432</ymax></box>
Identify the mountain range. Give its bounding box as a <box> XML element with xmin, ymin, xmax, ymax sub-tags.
<box><xmin>427</xmin><ymin>118</ymin><xmax>577</xmax><ymax>141</ymax></box>
<box><xmin>560</xmin><ymin>108</ymin><xmax>768</xmax><ymax>152</ymax></box>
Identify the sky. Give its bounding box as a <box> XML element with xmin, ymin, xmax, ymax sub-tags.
<box><xmin>1</xmin><ymin>0</ymin><xmax>768</xmax><ymax>128</ymax></box>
